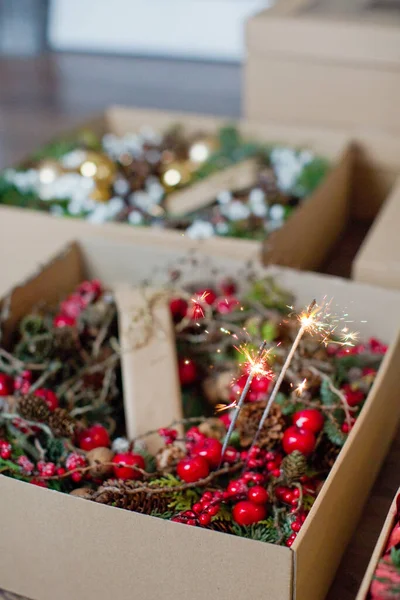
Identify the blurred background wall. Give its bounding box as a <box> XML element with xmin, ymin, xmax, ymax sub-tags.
<box><xmin>0</xmin><ymin>0</ymin><xmax>272</xmax><ymax>60</ymax></box>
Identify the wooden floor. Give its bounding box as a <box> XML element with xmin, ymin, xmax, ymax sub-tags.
<box><xmin>0</xmin><ymin>52</ymin><xmax>398</xmax><ymax>600</ymax></box>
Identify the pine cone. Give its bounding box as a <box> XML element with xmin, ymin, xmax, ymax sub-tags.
<box><xmin>155</xmin><ymin>445</ymin><xmax>185</xmax><ymax>472</ymax></box>
<box><xmin>94</xmin><ymin>480</ymin><xmax>170</xmax><ymax>514</ymax></box>
<box><xmin>236</xmin><ymin>402</ymin><xmax>285</xmax><ymax>449</ymax></box>
<box><xmin>314</xmin><ymin>437</ymin><xmax>342</xmax><ymax>472</ymax></box>
<box><xmin>48</xmin><ymin>408</ymin><xmax>76</xmax><ymax>437</ymax></box>
<box><xmin>18</xmin><ymin>395</ymin><xmax>50</xmax><ymax>422</ymax></box>
<box><xmin>208</xmin><ymin>520</ymin><xmax>234</xmax><ymax>535</ymax></box>
<box><xmin>281</xmin><ymin>451</ymin><xmax>307</xmax><ymax>484</ymax></box>
<box><xmin>52</xmin><ymin>327</ymin><xmax>79</xmax><ymax>360</ymax></box>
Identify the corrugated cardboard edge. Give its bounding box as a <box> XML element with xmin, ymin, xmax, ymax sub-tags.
<box><xmin>356</xmin><ymin>488</ymin><xmax>400</xmax><ymax>600</ymax></box>
<box><xmin>352</xmin><ymin>176</ymin><xmax>400</xmax><ymax>288</ymax></box>
<box><xmin>115</xmin><ymin>286</ymin><xmax>183</xmax><ymax>452</ymax></box>
<box><xmin>293</xmin><ymin>329</ymin><xmax>400</xmax><ymax>600</ymax></box>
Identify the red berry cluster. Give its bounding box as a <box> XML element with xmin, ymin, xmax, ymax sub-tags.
<box><xmin>230</xmin><ymin>372</ymin><xmax>272</xmax><ymax>403</ymax></box>
<box><xmin>78</xmin><ymin>424</ymin><xmax>110</xmax><ymax>451</ymax></box>
<box><xmin>173</xmin><ymin>491</ymin><xmax>222</xmax><ymax>527</ymax></box>
<box><xmin>158</xmin><ymin>427</ymin><xmax>178</xmax><ymax>445</ymax></box>
<box><xmin>54</xmin><ymin>279</ymin><xmax>102</xmax><ymax>328</ymax></box>
<box><xmin>170</xmin><ymin>281</ymin><xmax>239</xmax><ymax>326</ymax></box>
<box><xmin>65</xmin><ymin>452</ymin><xmax>87</xmax><ymax>483</ymax></box>
<box><xmin>112</xmin><ymin>452</ymin><xmax>145</xmax><ymax>480</ymax></box>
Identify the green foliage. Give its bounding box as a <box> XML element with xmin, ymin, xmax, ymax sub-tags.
<box><xmin>232</xmin><ymin>515</ymin><xmax>293</xmax><ymax>544</ymax></box>
<box><xmin>133</xmin><ymin>447</ymin><xmax>156</xmax><ymax>473</ymax></box>
<box><xmin>275</xmin><ymin>392</ymin><xmax>304</xmax><ymax>417</ymax></box>
<box><xmin>324</xmin><ymin>419</ymin><xmax>346</xmax><ymax>447</ymax></box>
<box><xmin>293</xmin><ymin>157</ymin><xmax>330</xmax><ymax>197</ymax></box>
<box><xmin>212</xmin><ymin>503</ymin><xmax>232</xmax><ymax>523</ymax></box>
<box><xmin>320</xmin><ymin>379</ymin><xmax>336</xmax><ymax>406</ymax></box>
<box><xmin>181</xmin><ymin>389</ymin><xmax>208</xmax><ymax>419</ymax></box>
<box><xmin>391</xmin><ymin>547</ymin><xmax>400</xmax><ymax>570</ymax></box>
<box><xmin>46</xmin><ymin>438</ymin><xmax>66</xmax><ymax>463</ymax></box>
<box><xmin>150</xmin><ymin>510</ymin><xmax>175</xmax><ymax>520</ymax></box>
<box><xmin>261</xmin><ymin>321</ymin><xmax>278</xmax><ymax>343</ymax></box>
<box><xmin>148</xmin><ymin>474</ymin><xmax>201</xmax><ymax>513</ymax></box>
<box><xmin>244</xmin><ymin>277</ymin><xmax>294</xmax><ymax>312</ymax></box>
<box><xmin>0</xmin><ymin>457</ymin><xmax>21</xmax><ymax>474</ymax></box>
<box><xmin>302</xmin><ymin>494</ymin><xmax>316</xmax><ymax>511</ymax></box>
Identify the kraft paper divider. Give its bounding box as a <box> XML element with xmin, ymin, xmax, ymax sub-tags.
<box><xmin>165</xmin><ymin>159</ymin><xmax>258</xmax><ymax>215</ymax></box>
<box><xmin>115</xmin><ymin>285</ymin><xmax>183</xmax><ymax>453</ymax></box>
<box><xmin>356</xmin><ymin>488</ymin><xmax>400</xmax><ymax>599</ymax></box>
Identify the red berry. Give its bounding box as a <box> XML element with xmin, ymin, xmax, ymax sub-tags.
<box><xmin>227</xmin><ymin>479</ymin><xmax>247</xmax><ymax>497</ymax></box>
<box><xmin>169</xmin><ymin>298</ymin><xmax>188</xmax><ymax>322</ymax></box>
<box><xmin>342</xmin><ymin>384</ymin><xmax>364</xmax><ymax>407</ymax></box>
<box><xmin>199</xmin><ymin>513</ymin><xmax>212</xmax><ymax>526</ymax></box>
<box><xmin>66</xmin><ymin>452</ymin><xmax>86</xmax><ymax>472</ymax></box>
<box><xmin>0</xmin><ymin>373</ymin><xmax>13</xmax><ymax>396</ymax></box>
<box><xmin>291</xmin><ymin>521</ymin><xmax>302</xmax><ymax>533</ymax></box>
<box><xmin>207</xmin><ymin>504</ymin><xmax>220</xmax><ymax>517</ymax></box>
<box><xmin>53</xmin><ymin>314</ymin><xmax>76</xmax><ymax>328</ymax></box>
<box><xmin>60</xmin><ymin>294</ymin><xmax>86</xmax><ymax>318</ymax></box>
<box><xmin>177</xmin><ymin>456</ymin><xmax>209</xmax><ymax>483</ymax></box>
<box><xmin>0</xmin><ymin>441</ymin><xmax>12</xmax><ymax>459</ymax></box>
<box><xmin>219</xmin><ymin>278</ymin><xmax>236</xmax><ymax>296</ymax></box>
<box><xmin>341</xmin><ymin>418</ymin><xmax>356</xmax><ymax>434</ymax></box>
<box><xmin>266</xmin><ymin>461</ymin><xmax>276</xmax><ymax>471</ymax></box>
<box><xmin>271</xmin><ymin>468</ymin><xmax>281</xmax><ymax>478</ymax></box>
<box><xmin>14</xmin><ymin>370</ymin><xmax>32</xmax><ymax>394</ymax></box>
<box><xmin>178</xmin><ymin>359</ymin><xmax>197</xmax><ymax>386</ymax></box>
<box><xmin>192</xmin><ymin>438</ymin><xmax>222</xmax><ymax>468</ymax></box>
<box><xmin>250</xmin><ymin>374</ymin><xmax>271</xmax><ymax>396</ymax></box>
<box><xmin>57</xmin><ymin>467</ymin><xmax>66</xmax><ymax>476</ymax></box>
<box><xmin>37</xmin><ymin>461</ymin><xmax>56</xmax><ymax>477</ymax></box>
<box><xmin>158</xmin><ymin>427</ymin><xmax>178</xmax><ymax>445</ymax></box>
<box><xmin>192</xmin><ymin>503</ymin><xmax>203</xmax><ymax>514</ymax></box>
<box><xmin>369</xmin><ymin>337</ymin><xmax>387</xmax><ymax>354</ymax></box>
<box><xmin>222</xmin><ymin>446</ymin><xmax>239</xmax><ymax>464</ymax></box>
<box><xmin>78</xmin><ymin>424</ymin><xmax>110</xmax><ymax>451</ymax></box>
<box><xmin>112</xmin><ymin>453</ymin><xmax>145</xmax><ymax>480</ymax></box>
<box><xmin>293</xmin><ymin>409</ymin><xmax>324</xmax><ymax>434</ymax></box>
<box><xmin>232</xmin><ymin>501</ymin><xmax>266</xmax><ymax>526</ymax></box>
<box><xmin>248</xmin><ymin>486</ymin><xmax>269</xmax><ymax>505</ymax></box>
<box><xmin>282</xmin><ymin>426</ymin><xmax>316</xmax><ymax>456</ymax></box>
<box><xmin>77</xmin><ymin>279</ymin><xmax>102</xmax><ymax>302</ymax></box>
<box><xmin>34</xmin><ymin>388</ymin><xmax>59</xmax><ymax>412</ymax></box>
<box><xmin>18</xmin><ymin>455</ymin><xmax>34</xmax><ymax>474</ymax></box>
<box><xmin>30</xmin><ymin>478</ymin><xmax>47</xmax><ymax>488</ymax></box>
<box><xmin>286</xmin><ymin>533</ymin><xmax>297</xmax><ymax>547</ymax></box>
<box><xmin>71</xmin><ymin>472</ymin><xmax>83</xmax><ymax>483</ymax></box>
<box><xmin>194</xmin><ymin>288</ymin><xmax>217</xmax><ymax>306</ymax></box>
<box><xmin>215</xmin><ymin>297</ymin><xmax>240</xmax><ymax>315</ymax></box>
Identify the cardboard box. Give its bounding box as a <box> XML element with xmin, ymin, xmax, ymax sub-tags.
<box><xmin>0</xmin><ymin>105</ymin><xmax>352</xmax><ymax>278</ymax></box>
<box><xmin>1</xmin><ymin>236</ymin><xmax>400</xmax><ymax>600</ymax></box>
<box><xmin>353</xmin><ymin>176</ymin><xmax>400</xmax><ymax>289</ymax></box>
<box><xmin>356</xmin><ymin>488</ymin><xmax>400</xmax><ymax>600</ymax></box>
<box><xmin>245</xmin><ymin>0</ymin><xmax>400</xmax><ymax>135</ymax></box>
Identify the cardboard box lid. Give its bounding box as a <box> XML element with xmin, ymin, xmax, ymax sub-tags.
<box><xmin>247</xmin><ymin>0</ymin><xmax>400</xmax><ymax>67</ymax></box>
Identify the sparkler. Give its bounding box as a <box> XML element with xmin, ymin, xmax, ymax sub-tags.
<box><xmin>247</xmin><ymin>299</ymin><xmax>318</xmax><ymax>456</ymax></box>
<box><xmin>219</xmin><ymin>340</ymin><xmax>267</xmax><ymax>466</ymax></box>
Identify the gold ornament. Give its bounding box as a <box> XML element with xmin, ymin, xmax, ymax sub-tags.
<box><xmin>90</xmin><ymin>183</ymin><xmax>112</xmax><ymax>203</ymax></box>
<box><xmin>188</xmin><ymin>135</ymin><xmax>218</xmax><ymax>166</ymax></box>
<box><xmin>37</xmin><ymin>159</ymin><xmax>63</xmax><ymax>185</ymax></box>
<box><xmin>160</xmin><ymin>161</ymin><xmax>192</xmax><ymax>190</ymax></box>
<box><xmin>79</xmin><ymin>151</ymin><xmax>116</xmax><ymax>185</ymax></box>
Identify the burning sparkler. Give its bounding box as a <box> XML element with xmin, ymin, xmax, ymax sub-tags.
<box><xmin>247</xmin><ymin>299</ymin><xmax>319</xmax><ymax>457</ymax></box>
<box><xmin>219</xmin><ymin>340</ymin><xmax>268</xmax><ymax>466</ymax></box>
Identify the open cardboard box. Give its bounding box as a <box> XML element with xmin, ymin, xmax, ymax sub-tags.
<box><xmin>1</xmin><ymin>236</ymin><xmax>400</xmax><ymax>600</ymax></box>
<box><xmin>353</xmin><ymin>176</ymin><xmax>400</xmax><ymax>289</ymax></box>
<box><xmin>0</xmin><ymin>105</ymin><xmax>352</xmax><ymax>277</ymax></box>
<box><xmin>356</xmin><ymin>488</ymin><xmax>400</xmax><ymax>599</ymax></box>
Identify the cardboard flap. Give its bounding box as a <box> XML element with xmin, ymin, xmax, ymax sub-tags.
<box><xmin>247</xmin><ymin>0</ymin><xmax>400</xmax><ymax>67</ymax></box>
<box><xmin>165</xmin><ymin>159</ymin><xmax>258</xmax><ymax>216</ymax></box>
<box><xmin>1</xmin><ymin>243</ymin><xmax>84</xmax><ymax>346</ymax></box>
<box><xmin>115</xmin><ymin>285</ymin><xmax>183</xmax><ymax>452</ymax></box>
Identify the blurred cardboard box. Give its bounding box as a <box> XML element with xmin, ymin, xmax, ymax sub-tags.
<box><xmin>353</xmin><ymin>177</ymin><xmax>400</xmax><ymax>289</ymax></box>
<box><xmin>0</xmin><ymin>106</ymin><xmax>353</xmax><ymax>290</ymax></box>
<box><xmin>245</xmin><ymin>0</ymin><xmax>400</xmax><ymax>134</ymax></box>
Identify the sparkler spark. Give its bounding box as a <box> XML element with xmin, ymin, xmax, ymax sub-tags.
<box><xmin>235</xmin><ymin>343</ymin><xmax>272</xmax><ymax>378</ymax></box>
<box><xmin>219</xmin><ymin>340</ymin><xmax>268</xmax><ymax>466</ymax></box>
<box><xmin>190</xmin><ymin>291</ymin><xmax>210</xmax><ymax>320</ymax></box>
<box><xmin>296</xmin><ymin>378</ymin><xmax>307</xmax><ymax>396</ymax></box>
